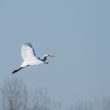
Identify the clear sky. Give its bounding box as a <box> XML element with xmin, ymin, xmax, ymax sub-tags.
<box><xmin>0</xmin><ymin>0</ymin><xmax>110</xmax><ymax>105</ymax></box>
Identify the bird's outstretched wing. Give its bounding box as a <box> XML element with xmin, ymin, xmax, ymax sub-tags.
<box><xmin>21</xmin><ymin>43</ymin><xmax>37</xmax><ymax>61</ymax></box>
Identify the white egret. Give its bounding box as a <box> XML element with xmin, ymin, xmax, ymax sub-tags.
<box><xmin>12</xmin><ymin>43</ymin><xmax>55</xmax><ymax>74</ymax></box>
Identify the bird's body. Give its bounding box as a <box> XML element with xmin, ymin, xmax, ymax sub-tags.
<box><xmin>12</xmin><ymin>43</ymin><xmax>55</xmax><ymax>74</ymax></box>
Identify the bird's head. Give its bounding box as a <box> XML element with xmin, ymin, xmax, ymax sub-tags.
<box><xmin>41</xmin><ymin>54</ymin><xmax>55</xmax><ymax>62</ymax></box>
<box><xmin>43</xmin><ymin>54</ymin><xmax>55</xmax><ymax>58</ymax></box>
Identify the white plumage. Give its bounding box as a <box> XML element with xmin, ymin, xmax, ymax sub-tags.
<box><xmin>12</xmin><ymin>43</ymin><xmax>55</xmax><ymax>74</ymax></box>
<box><xmin>21</xmin><ymin>43</ymin><xmax>42</xmax><ymax>67</ymax></box>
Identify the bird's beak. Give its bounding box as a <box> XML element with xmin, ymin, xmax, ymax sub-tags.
<box><xmin>48</xmin><ymin>54</ymin><xmax>55</xmax><ymax>57</ymax></box>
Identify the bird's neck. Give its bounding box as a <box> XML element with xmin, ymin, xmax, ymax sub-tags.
<box><xmin>41</xmin><ymin>56</ymin><xmax>47</xmax><ymax>61</ymax></box>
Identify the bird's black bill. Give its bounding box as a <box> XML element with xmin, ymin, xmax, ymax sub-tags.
<box><xmin>12</xmin><ymin>67</ymin><xmax>24</xmax><ymax>74</ymax></box>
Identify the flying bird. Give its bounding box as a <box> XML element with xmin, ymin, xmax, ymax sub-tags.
<box><xmin>12</xmin><ymin>43</ymin><xmax>55</xmax><ymax>74</ymax></box>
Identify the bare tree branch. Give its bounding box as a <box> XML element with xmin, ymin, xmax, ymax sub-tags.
<box><xmin>0</xmin><ymin>78</ymin><xmax>28</xmax><ymax>110</ymax></box>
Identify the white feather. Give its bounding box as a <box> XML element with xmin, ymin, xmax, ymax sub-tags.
<box><xmin>21</xmin><ymin>43</ymin><xmax>42</xmax><ymax>67</ymax></box>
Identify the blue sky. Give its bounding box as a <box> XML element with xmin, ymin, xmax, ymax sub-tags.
<box><xmin>0</xmin><ymin>0</ymin><xmax>110</xmax><ymax>105</ymax></box>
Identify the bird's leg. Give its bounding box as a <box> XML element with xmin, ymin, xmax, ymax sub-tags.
<box><xmin>12</xmin><ymin>67</ymin><xmax>24</xmax><ymax>74</ymax></box>
<box><xmin>12</xmin><ymin>65</ymin><xmax>30</xmax><ymax>74</ymax></box>
<box><xmin>26</xmin><ymin>65</ymin><xmax>30</xmax><ymax>67</ymax></box>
